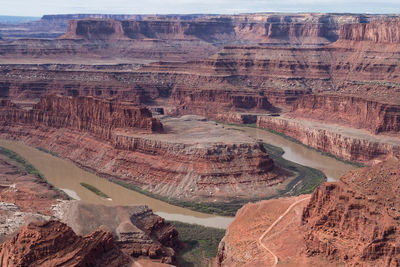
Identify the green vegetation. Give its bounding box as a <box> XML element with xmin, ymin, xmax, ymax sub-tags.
<box><xmin>261</xmin><ymin>127</ymin><xmax>364</xmax><ymax>168</ymax></box>
<box><xmin>36</xmin><ymin>147</ymin><xmax>60</xmax><ymax>157</ymax></box>
<box><xmin>110</xmin><ymin>141</ymin><xmax>326</xmax><ymax>216</ymax></box>
<box><xmin>80</xmin><ymin>182</ymin><xmax>110</xmax><ymax>198</ymax></box>
<box><xmin>110</xmin><ymin>179</ymin><xmax>243</xmax><ymax>216</ymax></box>
<box><xmin>108</xmin><ymin>120</ymin><xmax>332</xmax><ymax>216</ymax></box>
<box><xmin>0</xmin><ymin>146</ymin><xmax>46</xmax><ymax>181</ymax></box>
<box><xmin>168</xmin><ymin>221</ymin><xmax>225</xmax><ymax>267</ymax></box>
<box><xmin>221</xmin><ymin>121</ymin><xmax>364</xmax><ymax>167</ymax></box>
<box><xmin>263</xmin><ymin>143</ymin><xmax>325</xmax><ymax>195</ymax></box>
<box><xmin>0</xmin><ymin>146</ymin><xmax>65</xmax><ymax>196</ymax></box>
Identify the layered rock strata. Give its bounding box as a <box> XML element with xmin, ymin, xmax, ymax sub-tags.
<box><xmin>303</xmin><ymin>157</ymin><xmax>400</xmax><ymax>266</ymax></box>
<box><xmin>54</xmin><ymin>202</ymin><xmax>179</xmax><ymax>264</ymax></box>
<box><xmin>290</xmin><ymin>94</ymin><xmax>400</xmax><ymax>134</ymax></box>
<box><xmin>338</xmin><ymin>18</ymin><xmax>400</xmax><ymax>43</ymax></box>
<box><xmin>0</xmin><ymin>220</ymin><xmax>131</xmax><ymax>267</ymax></box>
<box><xmin>217</xmin><ymin>158</ymin><xmax>400</xmax><ymax>266</ymax></box>
<box><xmin>0</xmin><ymin>96</ymin><xmax>285</xmax><ymax>201</ymax></box>
<box><xmin>0</xmin><ymin>153</ymin><xmax>68</xmax><ymax>242</ymax></box>
<box><xmin>257</xmin><ymin>115</ymin><xmax>400</xmax><ymax>164</ymax></box>
<box><xmin>0</xmin><ymin>15</ymin><xmax>399</xmax><ymax>166</ymax></box>
<box><xmin>0</xmin><ymin>148</ymin><xmax>180</xmax><ymax>264</ymax></box>
<box><xmin>0</xmin><ymin>95</ymin><xmax>163</xmax><ymax>136</ymax></box>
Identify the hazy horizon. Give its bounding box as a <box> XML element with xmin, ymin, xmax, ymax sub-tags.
<box><xmin>1</xmin><ymin>0</ymin><xmax>399</xmax><ymax>17</ymax></box>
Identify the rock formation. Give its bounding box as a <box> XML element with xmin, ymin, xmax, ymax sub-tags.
<box><xmin>0</xmin><ymin>95</ymin><xmax>163</xmax><ymax>136</ymax></box>
<box><xmin>53</xmin><ymin>202</ymin><xmax>179</xmax><ymax>264</ymax></box>
<box><xmin>216</xmin><ymin>195</ymin><xmax>314</xmax><ymax>267</ymax></box>
<box><xmin>0</xmin><ymin>148</ymin><xmax>180</xmax><ymax>264</ymax></box>
<box><xmin>256</xmin><ymin>115</ymin><xmax>400</xmax><ymax>165</ymax></box>
<box><xmin>338</xmin><ymin>18</ymin><xmax>400</xmax><ymax>43</ymax></box>
<box><xmin>303</xmin><ymin>157</ymin><xmax>400</xmax><ymax>266</ymax></box>
<box><xmin>0</xmin><ymin>96</ymin><xmax>286</xmax><ymax>201</ymax></box>
<box><xmin>0</xmin><ymin>220</ymin><xmax>131</xmax><ymax>267</ymax></box>
<box><xmin>0</xmin><ymin>14</ymin><xmax>399</xmax><ymax>168</ymax></box>
<box><xmin>0</xmin><ymin>152</ymin><xmax>68</xmax><ymax>242</ymax></box>
<box><xmin>217</xmin><ymin>157</ymin><xmax>400</xmax><ymax>266</ymax></box>
<box><xmin>290</xmin><ymin>94</ymin><xmax>400</xmax><ymax>134</ymax></box>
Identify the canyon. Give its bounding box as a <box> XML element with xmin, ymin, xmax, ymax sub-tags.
<box><xmin>0</xmin><ymin>149</ymin><xmax>179</xmax><ymax>265</ymax></box>
<box><xmin>0</xmin><ymin>15</ymin><xmax>399</xmax><ymax>166</ymax></box>
<box><xmin>0</xmin><ymin>12</ymin><xmax>399</xmax><ymax>266</ymax></box>
<box><xmin>0</xmin><ymin>95</ymin><xmax>289</xmax><ymax>202</ymax></box>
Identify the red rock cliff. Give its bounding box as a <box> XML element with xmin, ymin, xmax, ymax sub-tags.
<box><xmin>60</xmin><ymin>14</ymin><xmax>366</xmax><ymax>45</ymax></box>
<box><xmin>291</xmin><ymin>94</ymin><xmax>400</xmax><ymax>134</ymax></box>
<box><xmin>256</xmin><ymin>115</ymin><xmax>400</xmax><ymax>164</ymax></box>
<box><xmin>62</xmin><ymin>19</ymin><xmax>127</xmax><ymax>40</ymax></box>
<box><xmin>302</xmin><ymin>158</ymin><xmax>400</xmax><ymax>266</ymax></box>
<box><xmin>0</xmin><ymin>95</ymin><xmax>163</xmax><ymax>138</ymax></box>
<box><xmin>0</xmin><ymin>99</ymin><xmax>284</xmax><ymax>201</ymax></box>
<box><xmin>339</xmin><ymin>18</ymin><xmax>400</xmax><ymax>43</ymax></box>
<box><xmin>0</xmin><ymin>220</ymin><xmax>131</xmax><ymax>267</ymax></box>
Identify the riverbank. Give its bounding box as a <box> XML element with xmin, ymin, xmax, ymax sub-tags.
<box><xmin>20</xmin><ymin>138</ymin><xmax>325</xmax><ymax>217</ymax></box>
<box><xmin>259</xmin><ymin>127</ymin><xmax>364</xmax><ymax>168</ymax></box>
<box><xmin>222</xmin><ymin>123</ymin><xmax>359</xmax><ymax>181</ymax></box>
<box><xmin>0</xmin><ymin>139</ymin><xmax>233</xmax><ymax>228</ymax></box>
<box><xmin>219</xmin><ymin>121</ymin><xmax>364</xmax><ymax>167</ymax></box>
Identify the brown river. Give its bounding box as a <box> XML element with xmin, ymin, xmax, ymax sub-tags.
<box><xmin>225</xmin><ymin>125</ymin><xmax>357</xmax><ymax>182</ymax></box>
<box><xmin>0</xmin><ymin>126</ymin><xmax>356</xmax><ymax>229</ymax></box>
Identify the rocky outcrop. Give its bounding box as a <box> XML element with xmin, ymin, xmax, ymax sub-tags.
<box><xmin>216</xmin><ymin>158</ymin><xmax>400</xmax><ymax>266</ymax></box>
<box><xmin>257</xmin><ymin>115</ymin><xmax>400</xmax><ymax>164</ymax></box>
<box><xmin>0</xmin><ymin>220</ymin><xmax>131</xmax><ymax>267</ymax></box>
<box><xmin>54</xmin><ymin>202</ymin><xmax>179</xmax><ymax>264</ymax></box>
<box><xmin>0</xmin><ymin>95</ymin><xmax>163</xmax><ymax>137</ymax></box>
<box><xmin>59</xmin><ymin>14</ymin><xmax>392</xmax><ymax>45</ymax></box>
<box><xmin>302</xmin><ymin>158</ymin><xmax>400</xmax><ymax>266</ymax></box>
<box><xmin>0</xmin><ymin>152</ymin><xmax>69</xmax><ymax>242</ymax></box>
<box><xmin>216</xmin><ymin>196</ymin><xmax>313</xmax><ymax>266</ymax></box>
<box><xmin>62</xmin><ymin>19</ymin><xmax>128</xmax><ymax>40</ymax></box>
<box><xmin>0</xmin><ymin>98</ymin><xmax>285</xmax><ymax>201</ymax></box>
<box><xmin>0</xmin><ymin>147</ymin><xmax>179</xmax><ymax>264</ymax></box>
<box><xmin>339</xmin><ymin>18</ymin><xmax>400</xmax><ymax>43</ymax></box>
<box><xmin>291</xmin><ymin>94</ymin><xmax>400</xmax><ymax>134</ymax></box>
<box><xmin>61</xmin><ymin>17</ymin><xmax>336</xmax><ymax>44</ymax></box>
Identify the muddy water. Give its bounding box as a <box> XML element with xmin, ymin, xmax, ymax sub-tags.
<box><xmin>0</xmin><ymin>126</ymin><xmax>355</xmax><ymax>229</ymax></box>
<box><xmin>226</xmin><ymin>125</ymin><xmax>357</xmax><ymax>181</ymax></box>
<box><xmin>0</xmin><ymin>140</ymin><xmax>233</xmax><ymax>229</ymax></box>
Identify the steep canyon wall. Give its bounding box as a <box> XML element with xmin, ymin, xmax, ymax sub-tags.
<box><xmin>256</xmin><ymin>115</ymin><xmax>400</xmax><ymax>164</ymax></box>
<box><xmin>302</xmin><ymin>158</ymin><xmax>400</xmax><ymax>266</ymax></box>
<box><xmin>0</xmin><ymin>95</ymin><xmax>284</xmax><ymax>201</ymax></box>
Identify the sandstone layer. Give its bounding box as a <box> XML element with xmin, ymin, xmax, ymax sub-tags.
<box><xmin>256</xmin><ymin>115</ymin><xmax>400</xmax><ymax>164</ymax></box>
<box><xmin>0</xmin><ymin>220</ymin><xmax>131</xmax><ymax>267</ymax></box>
<box><xmin>0</xmin><ymin>95</ymin><xmax>163</xmax><ymax>136</ymax></box>
<box><xmin>0</xmin><ymin>147</ymin><xmax>180</xmax><ymax>264</ymax></box>
<box><xmin>53</xmin><ymin>201</ymin><xmax>179</xmax><ymax>264</ymax></box>
<box><xmin>290</xmin><ymin>94</ymin><xmax>400</xmax><ymax>134</ymax></box>
<box><xmin>0</xmin><ymin>15</ymin><xmax>399</xmax><ymax>166</ymax></box>
<box><xmin>217</xmin><ymin>157</ymin><xmax>400</xmax><ymax>266</ymax></box>
<box><xmin>0</xmin><ymin>152</ymin><xmax>68</xmax><ymax>242</ymax></box>
<box><xmin>0</xmin><ymin>96</ymin><xmax>286</xmax><ymax>201</ymax></box>
<box><xmin>303</xmin><ymin>157</ymin><xmax>400</xmax><ymax>266</ymax></box>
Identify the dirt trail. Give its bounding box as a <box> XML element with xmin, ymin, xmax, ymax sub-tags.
<box><xmin>257</xmin><ymin>196</ymin><xmax>311</xmax><ymax>267</ymax></box>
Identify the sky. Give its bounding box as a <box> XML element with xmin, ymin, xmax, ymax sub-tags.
<box><xmin>0</xmin><ymin>0</ymin><xmax>399</xmax><ymax>17</ymax></box>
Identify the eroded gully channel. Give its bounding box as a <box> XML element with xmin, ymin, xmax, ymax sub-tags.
<box><xmin>0</xmin><ymin>126</ymin><xmax>356</xmax><ymax>229</ymax></box>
